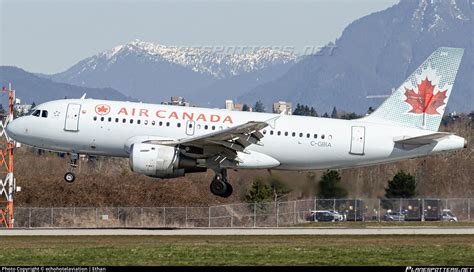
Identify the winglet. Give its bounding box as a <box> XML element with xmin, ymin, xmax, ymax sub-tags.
<box><xmin>265</xmin><ymin>116</ymin><xmax>280</xmax><ymax>129</ymax></box>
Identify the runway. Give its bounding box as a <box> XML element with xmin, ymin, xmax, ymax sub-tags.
<box><xmin>1</xmin><ymin>227</ymin><xmax>473</xmax><ymax>236</ymax></box>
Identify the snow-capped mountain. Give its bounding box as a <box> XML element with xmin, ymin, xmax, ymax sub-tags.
<box><xmin>51</xmin><ymin>39</ymin><xmax>297</xmax><ymax>103</ymax></box>
<box><xmin>239</xmin><ymin>0</ymin><xmax>473</xmax><ymax>113</ymax></box>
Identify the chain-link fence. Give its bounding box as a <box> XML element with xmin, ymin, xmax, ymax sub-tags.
<box><xmin>8</xmin><ymin>198</ymin><xmax>474</xmax><ymax>228</ymax></box>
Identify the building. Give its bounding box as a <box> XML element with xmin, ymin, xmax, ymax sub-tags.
<box><xmin>225</xmin><ymin>100</ymin><xmax>234</xmax><ymax>111</ymax></box>
<box><xmin>14</xmin><ymin>104</ymin><xmax>33</xmax><ymax>116</ymax></box>
<box><xmin>273</xmin><ymin>101</ymin><xmax>292</xmax><ymax>115</ymax></box>
<box><xmin>234</xmin><ymin>103</ymin><xmax>244</xmax><ymax>111</ymax></box>
<box><xmin>162</xmin><ymin>96</ymin><xmax>190</xmax><ymax>107</ymax></box>
<box><xmin>225</xmin><ymin>100</ymin><xmax>249</xmax><ymax>111</ymax></box>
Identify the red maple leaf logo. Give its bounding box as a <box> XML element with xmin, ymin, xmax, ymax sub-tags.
<box><xmin>95</xmin><ymin>104</ymin><xmax>110</xmax><ymax>115</ymax></box>
<box><xmin>404</xmin><ymin>77</ymin><xmax>447</xmax><ymax>115</ymax></box>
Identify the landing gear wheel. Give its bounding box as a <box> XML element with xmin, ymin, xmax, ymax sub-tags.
<box><xmin>221</xmin><ymin>182</ymin><xmax>233</xmax><ymax>198</ymax></box>
<box><xmin>64</xmin><ymin>172</ymin><xmax>76</xmax><ymax>183</ymax></box>
<box><xmin>210</xmin><ymin>176</ymin><xmax>228</xmax><ymax>197</ymax></box>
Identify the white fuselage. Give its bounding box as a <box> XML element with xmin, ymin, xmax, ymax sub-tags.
<box><xmin>6</xmin><ymin>98</ymin><xmax>466</xmax><ymax>170</ymax></box>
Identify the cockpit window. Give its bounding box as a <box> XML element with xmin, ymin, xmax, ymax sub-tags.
<box><xmin>32</xmin><ymin>110</ymin><xmax>41</xmax><ymax>117</ymax></box>
<box><xmin>41</xmin><ymin>110</ymin><xmax>48</xmax><ymax>118</ymax></box>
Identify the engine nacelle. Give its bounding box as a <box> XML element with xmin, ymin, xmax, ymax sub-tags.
<box><xmin>129</xmin><ymin>143</ymin><xmax>185</xmax><ymax>178</ymax></box>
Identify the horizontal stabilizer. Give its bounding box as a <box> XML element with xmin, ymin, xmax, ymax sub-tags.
<box><xmin>393</xmin><ymin>132</ymin><xmax>452</xmax><ymax>146</ymax></box>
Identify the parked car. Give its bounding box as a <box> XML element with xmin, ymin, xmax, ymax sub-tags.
<box><xmin>441</xmin><ymin>209</ymin><xmax>458</xmax><ymax>222</ymax></box>
<box><xmin>306</xmin><ymin>210</ymin><xmax>339</xmax><ymax>222</ymax></box>
<box><xmin>328</xmin><ymin>210</ymin><xmax>345</xmax><ymax>221</ymax></box>
<box><xmin>383</xmin><ymin>211</ymin><xmax>406</xmax><ymax>221</ymax></box>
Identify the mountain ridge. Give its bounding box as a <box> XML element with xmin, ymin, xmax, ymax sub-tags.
<box><xmin>0</xmin><ymin>66</ymin><xmax>132</xmax><ymax>104</ymax></box>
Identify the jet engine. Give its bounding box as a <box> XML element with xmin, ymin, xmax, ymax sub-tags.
<box><xmin>129</xmin><ymin>143</ymin><xmax>205</xmax><ymax>178</ymax></box>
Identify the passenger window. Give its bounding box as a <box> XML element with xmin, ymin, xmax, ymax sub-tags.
<box><xmin>144</xmin><ymin>120</ymin><xmax>148</xmax><ymax>125</ymax></box>
<box><xmin>166</xmin><ymin>122</ymin><xmax>170</xmax><ymax>127</ymax></box>
<box><xmin>212</xmin><ymin>126</ymin><xmax>215</xmax><ymax>130</ymax></box>
<box><xmin>122</xmin><ymin>119</ymin><xmax>126</xmax><ymax>123</ymax></box>
<box><xmin>285</xmin><ymin>132</ymin><xmax>288</xmax><ymax>136</ymax></box>
<box><xmin>115</xmin><ymin>118</ymin><xmax>119</xmax><ymax>123</ymax></box>
<box><xmin>270</xmin><ymin>130</ymin><xmax>274</xmax><ymax>135</ymax></box>
<box><xmin>100</xmin><ymin>117</ymin><xmax>105</xmax><ymax>121</ymax></box>
<box><xmin>307</xmin><ymin>133</ymin><xmax>310</xmax><ymax>138</ymax></box>
<box><xmin>299</xmin><ymin>133</ymin><xmax>303</xmax><ymax>137</ymax></box>
<box><xmin>130</xmin><ymin>119</ymin><xmax>134</xmax><ymax>124</ymax></box>
<box><xmin>152</xmin><ymin>121</ymin><xmax>156</xmax><ymax>126</ymax></box>
<box><xmin>263</xmin><ymin>130</ymin><xmax>266</xmax><ymax>135</ymax></box>
<box><xmin>314</xmin><ymin>134</ymin><xmax>318</xmax><ymax>139</ymax></box>
<box><xmin>137</xmin><ymin>120</ymin><xmax>141</xmax><ymax>124</ymax></box>
<box><xmin>159</xmin><ymin>121</ymin><xmax>163</xmax><ymax>126</ymax></box>
<box><xmin>197</xmin><ymin>124</ymin><xmax>201</xmax><ymax>129</ymax></box>
<box><xmin>108</xmin><ymin>117</ymin><xmax>112</xmax><ymax>122</ymax></box>
<box><xmin>93</xmin><ymin>116</ymin><xmax>97</xmax><ymax>121</ymax></box>
<box><xmin>204</xmin><ymin>125</ymin><xmax>208</xmax><ymax>130</ymax></box>
<box><xmin>292</xmin><ymin>132</ymin><xmax>296</xmax><ymax>137</ymax></box>
<box><xmin>177</xmin><ymin>123</ymin><xmax>181</xmax><ymax>128</ymax></box>
<box><xmin>277</xmin><ymin>131</ymin><xmax>281</xmax><ymax>136</ymax></box>
<box><xmin>321</xmin><ymin>134</ymin><xmax>325</xmax><ymax>139</ymax></box>
<box><xmin>41</xmin><ymin>110</ymin><xmax>48</xmax><ymax>118</ymax></box>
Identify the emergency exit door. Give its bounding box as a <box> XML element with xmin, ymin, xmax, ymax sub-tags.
<box><xmin>64</xmin><ymin>103</ymin><xmax>81</xmax><ymax>131</ymax></box>
<box><xmin>349</xmin><ymin>126</ymin><xmax>365</xmax><ymax>155</ymax></box>
<box><xmin>186</xmin><ymin>120</ymin><xmax>195</xmax><ymax>136</ymax></box>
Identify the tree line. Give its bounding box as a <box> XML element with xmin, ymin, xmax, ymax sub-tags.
<box><xmin>245</xmin><ymin>170</ymin><xmax>417</xmax><ymax>203</ymax></box>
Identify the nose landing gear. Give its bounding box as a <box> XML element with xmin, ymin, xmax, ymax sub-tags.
<box><xmin>64</xmin><ymin>153</ymin><xmax>78</xmax><ymax>183</ymax></box>
<box><xmin>210</xmin><ymin>169</ymin><xmax>233</xmax><ymax>198</ymax></box>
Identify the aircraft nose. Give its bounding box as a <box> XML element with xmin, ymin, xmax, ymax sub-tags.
<box><xmin>5</xmin><ymin>119</ymin><xmax>22</xmax><ymax>140</ymax></box>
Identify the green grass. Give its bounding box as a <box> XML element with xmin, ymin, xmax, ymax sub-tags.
<box><xmin>0</xmin><ymin>235</ymin><xmax>473</xmax><ymax>266</ymax></box>
<box><xmin>295</xmin><ymin>221</ymin><xmax>474</xmax><ymax>228</ymax></box>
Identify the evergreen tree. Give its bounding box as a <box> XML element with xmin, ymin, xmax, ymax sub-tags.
<box><xmin>367</xmin><ymin>106</ymin><xmax>375</xmax><ymax>114</ymax></box>
<box><xmin>31</xmin><ymin>102</ymin><xmax>36</xmax><ymax>108</ymax></box>
<box><xmin>245</xmin><ymin>177</ymin><xmax>272</xmax><ymax>203</ymax></box>
<box><xmin>318</xmin><ymin>170</ymin><xmax>348</xmax><ymax>198</ymax></box>
<box><xmin>242</xmin><ymin>104</ymin><xmax>250</xmax><ymax>112</ymax></box>
<box><xmin>309</xmin><ymin>107</ymin><xmax>318</xmax><ymax>117</ymax></box>
<box><xmin>268</xmin><ymin>174</ymin><xmax>292</xmax><ymax>202</ymax></box>
<box><xmin>293</xmin><ymin>104</ymin><xmax>318</xmax><ymax>117</ymax></box>
<box><xmin>385</xmin><ymin>170</ymin><xmax>417</xmax><ymax>198</ymax></box>
<box><xmin>340</xmin><ymin>112</ymin><xmax>361</xmax><ymax>120</ymax></box>
<box><xmin>330</xmin><ymin>106</ymin><xmax>338</xmax><ymax>118</ymax></box>
<box><xmin>254</xmin><ymin>101</ymin><xmax>265</xmax><ymax>112</ymax></box>
<box><xmin>322</xmin><ymin>112</ymin><xmax>329</xmax><ymax>118</ymax></box>
<box><xmin>292</xmin><ymin>103</ymin><xmax>302</xmax><ymax>115</ymax></box>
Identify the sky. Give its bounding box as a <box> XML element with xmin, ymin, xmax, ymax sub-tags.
<box><xmin>0</xmin><ymin>0</ymin><xmax>398</xmax><ymax>74</ymax></box>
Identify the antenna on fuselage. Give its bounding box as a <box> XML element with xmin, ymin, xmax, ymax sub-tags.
<box><xmin>80</xmin><ymin>93</ymin><xmax>87</xmax><ymax>99</ymax></box>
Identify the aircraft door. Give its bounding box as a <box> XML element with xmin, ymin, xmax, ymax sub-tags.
<box><xmin>349</xmin><ymin>126</ymin><xmax>365</xmax><ymax>155</ymax></box>
<box><xmin>185</xmin><ymin>120</ymin><xmax>195</xmax><ymax>136</ymax></box>
<box><xmin>64</xmin><ymin>103</ymin><xmax>81</xmax><ymax>131</ymax></box>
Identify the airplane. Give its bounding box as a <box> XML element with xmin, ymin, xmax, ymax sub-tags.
<box><xmin>5</xmin><ymin>47</ymin><xmax>467</xmax><ymax>198</ymax></box>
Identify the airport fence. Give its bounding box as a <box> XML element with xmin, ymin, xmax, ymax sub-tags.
<box><xmin>7</xmin><ymin>198</ymin><xmax>474</xmax><ymax>228</ymax></box>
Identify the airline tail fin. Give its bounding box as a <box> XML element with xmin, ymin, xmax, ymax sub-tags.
<box><xmin>364</xmin><ymin>47</ymin><xmax>464</xmax><ymax>131</ymax></box>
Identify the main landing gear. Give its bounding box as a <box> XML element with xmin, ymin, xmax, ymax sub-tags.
<box><xmin>210</xmin><ymin>169</ymin><xmax>233</xmax><ymax>198</ymax></box>
<box><xmin>64</xmin><ymin>153</ymin><xmax>78</xmax><ymax>183</ymax></box>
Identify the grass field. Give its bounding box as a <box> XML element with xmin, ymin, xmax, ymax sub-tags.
<box><xmin>296</xmin><ymin>221</ymin><xmax>474</xmax><ymax>227</ymax></box>
<box><xmin>0</xmin><ymin>235</ymin><xmax>473</xmax><ymax>266</ymax></box>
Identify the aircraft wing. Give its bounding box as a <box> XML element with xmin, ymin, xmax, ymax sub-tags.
<box><xmin>147</xmin><ymin>120</ymin><xmax>268</xmax><ymax>151</ymax></box>
<box><xmin>393</xmin><ymin>132</ymin><xmax>452</xmax><ymax>146</ymax></box>
<box><xmin>143</xmin><ymin>116</ymin><xmax>279</xmax><ymax>166</ymax></box>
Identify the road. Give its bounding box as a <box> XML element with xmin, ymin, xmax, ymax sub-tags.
<box><xmin>1</xmin><ymin>227</ymin><xmax>473</xmax><ymax>236</ymax></box>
